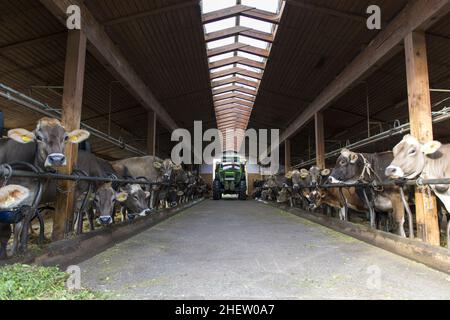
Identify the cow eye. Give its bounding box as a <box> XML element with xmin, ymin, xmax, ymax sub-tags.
<box><xmin>409</xmin><ymin>148</ymin><xmax>416</xmax><ymax>155</ymax></box>
<box><xmin>64</xmin><ymin>135</ymin><xmax>69</xmax><ymax>142</ymax></box>
<box><xmin>134</xmin><ymin>196</ymin><xmax>139</xmax><ymax>200</ymax></box>
<box><xmin>36</xmin><ymin>135</ymin><xmax>43</xmax><ymax>142</ymax></box>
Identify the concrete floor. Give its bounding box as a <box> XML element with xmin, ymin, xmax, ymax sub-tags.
<box><xmin>80</xmin><ymin>200</ymin><xmax>450</xmax><ymax>300</ymax></box>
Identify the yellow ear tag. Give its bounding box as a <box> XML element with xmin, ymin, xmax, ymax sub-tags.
<box><xmin>117</xmin><ymin>194</ymin><xmax>127</xmax><ymax>202</ymax></box>
<box><xmin>22</xmin><ymin>135</ymin><xmax>32</xmax><ymax>143</ymax></box>
<box><xmin>70</xmin><ymin>135</ymin><xmax>79</xmax><ymax>143</ymax></box>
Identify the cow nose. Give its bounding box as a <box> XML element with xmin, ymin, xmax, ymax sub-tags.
<box><xmin>385</xmin><ymin>165</ymin><xmax>400</xmax><ymax>177</ymax></box>
<box><xmin>47</xmin><ymin>153</ymin><xmax>66</xmax><ymax>166</ymax></box>
<box><xmin>98</xmin><ymin>216</ymin><xmax>112</xmax><ymax>225</ymax></box>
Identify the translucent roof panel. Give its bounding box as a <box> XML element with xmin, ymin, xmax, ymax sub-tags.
<box><xmin>241</xmin><ymin>0</ymin><xmax>280</xmax><ymax>13</ymax></box>
<box><xmin>237</xmin><ymin>51</ymin><xmax>265</xmax><ymax>62</ymax></box>
<box><xmin>236</xmin><ymin>74</ymin><xmax>258</xmax><ymax>82</ymax></box>
<box><xmin>212</xmin><ymin>75</ymin><xmax>234</xmax><ymax>82</ymax></box>
<box><xmin>240</xmin><ymin>16</ymin><xmax>273</xmax><ymax>34</ymax></box>
<box><xmin>211</xmin><ymin>65</ymin><xmax>234</xmax><ymax>73</ymax></box>
<box><xmin>236</xmin><ymin>64</ymin><xmax>262</xmax><ymax>73</ymax></box>
<box><xmin>239</xmin><ymin>35</ymin><xmax>269</xmax><ymax>49</ymax></box>
<box><xmin>202</xmin><ymin>0</ymin><xmax>236</xmax><ymax>14</ymax></box>
<box><xmin>209</xmin><ymin>52</ymin><xmax>234</xmax><ymax>63</ymax></box>
<box><xmin>204</xmin><ymin>17</ymin><xmax>236</xmax><ymax>33</ymax></box>
<box><xmin>236</xmin><ymin>83</ymin><xmax>257</xmax><ymax>90</ymax></box>
<box><xmin>207</xmin><ymin>37</ymin><xmax>235</xmax><ymax>50</ymax></box>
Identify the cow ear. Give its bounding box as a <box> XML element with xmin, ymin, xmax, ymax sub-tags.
<box><xmin>0</xmin><ymin>185</ymin><xmax>30</xmax><ymax>209</ymax></box>
<box><xmin>67</xmin><ymin>129</ymin><xmax>90</xmax><ymax>144</ymax></box>
<box><xmin>145</xmin><ymin>191</ymin><xmax>151</xmax><ymax>198</ymax></box>
<box><xmin>285</xmin><ymin>171</ymin><xmax>293</xmax><ymax>179</ymax></box>
<box><xmin>321</xmin><ymin>169</ymin><xmax>330</xmax><ymax>176</ymax></box>
<box><xmin>300</xmin><ymin>169</ymin><xmax>309</xmax><ymax>179</ymax></box>
<box><xmin>116</xmin><ymin>191</ymin><xmax>128</xmax><ymax>202</ymax></box>
<box><xmin>153</xmin><ymin>161</ymin><xmax>162</xmax><ymax>169</ymax></box>
<box><xmin>173</xmin><ymin>164</ymin><xmax>182</xmax><ymax>171</ymax></box>
<box><xmin>350</xmin><ymin>153</ymin><xmax>359</xmax><ymax>164</ymax></box>
<box><xmin>8</xmin><ymin>129</ymin><xmax>35</xmax><ymax>144</ymax></box>
<box><xmin>421</xmin><ymin>141</ymin><xmax>442</xmax><ymax>155</ymax></box>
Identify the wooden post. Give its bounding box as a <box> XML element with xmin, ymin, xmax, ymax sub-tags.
<box><xmin>52</xmin><ymin>30</ymin><xmax>87</xmax><ymax>241</ymax></box>
<box><xmin>315</xmin><ymin>112</ymin><xmax>326</xmax><ymax>169</ymax></box>
<box><xmin>147</xmin><ymin>111</ymin><xmax>156</xmax><ymax>156</ymax></box>
<box><xmin>284</xmin><ymin>139</ymin><xmax>291</xmax><ymax>173</ymax></box>
<box><xmin>404</xmin><ymin>31</ymin><xmax>439</xmax><ymax>245</ymax></box>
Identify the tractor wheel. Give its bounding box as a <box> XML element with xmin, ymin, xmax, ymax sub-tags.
<box><xmin>213</xmin><ymin>179</ymin><xmax>222</xmax><ymax>200</ymax></box>
<box><xmin>238</xmin><ymin>180</ymin><xmax>247</xmax><ymax>200</ymax></box>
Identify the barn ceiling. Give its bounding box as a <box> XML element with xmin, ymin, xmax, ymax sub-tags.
<box><xmin>0</xmin><ymin>0</ymin><xmax>449</xmax><ymax>163</ymax></box>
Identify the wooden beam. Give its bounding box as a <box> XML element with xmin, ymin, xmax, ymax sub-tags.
<box><xmin>213</xmin><ymin>93</ymin><xmax>255</xmax><ymax>103</ymax></box>
<box><xmin>209</xmin><ymin>56</ymin><xmax>266</xmax><ymax>70</ymax></box>
<box><xmin>202</xmin><ymin>4</ymin><xmax>280</xmax><ymax>24</ymax></box>
<box><xmin>210</xmin><ymin>67</ymin><xmax>263</xmax><ymax>80</ymax></box>
<box><xmin>0</xmin><ymin>32</ymin><xmax>66</xmax><ymax>53</ymax></box>
<box><xmin>211</xmin><ymin>76</ymin><xmax>259</xmax><ymax>89</ymax></box>
<box><xmin>212</xmin><ymin>84</ymin><xmax>257</xmax><ymax>96</ymax></box>
<box><xmin>40</xmin><ymin>0</ymin><xmax>178</xmax><ymax>131</ymax></box>
<box><xmin>103</xmin><ymin>1</ymin><xmax>198</xmax><ymax>26</ymax></box>
<box><xmin>53</xmin><ymin>30</ymin><xmax>87</xmax><ymax>241</ymax></box>
<box><xmin>285</xmin><ymin>139</ymin><xmax>291</xmax><ymax>173</ymax></box>
<box><xmin>205</xmin><ymin>26</ymin><xmax>274</xmax><ymax>43</ymax></box>
<box><xmin>207</xmin><ymin>43</ymin><xmax>270</xmax><ymax>58</ymax></box>
<box><xmin>315</xmin><ymin>112</ymin><xmax>325</xmax><ymax>169</ymax></box>
<box><xmin>215</xmin><ymin>99</ymin><xmax>254</xmax><ymax>108</ymax></box>
<box><xmin>279</xmin><ymin>0</ymin><xmax>450</xmax><ymax>144</ymax></box>
<box><xmin>147</xmin><ymin>111</ymin><xmax>156</xmax><ymax>156</ymax></box>
<box><xmin>216</xmin><ymin>109</ymin><xmax>251</xmax><ymax>117</ymax></box>
<box><xmin>405</xmin><ymin>31</ymin><xmax>440</xmax><ymax>246</ymax></box>
<box><xmin>287</xmin><ymin>0</ymin><xmax>368</xmax><ymax>23</ymax></box>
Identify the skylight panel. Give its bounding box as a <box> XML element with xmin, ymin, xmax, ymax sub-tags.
<box><xmin>212</xmin><ymin>75</ymin><xmax>234</xmax><ymax>82</ymax></box>
<box><xmin>237</xmin><ymin>51</ymin><xmax>265</xmax><ymax>62</ymax></box>
<box><xmin>204</xmin><ymin>17</ymin><xmax>236</xmax><ymax>33</ymax></box>
<box><xmin>209</xmin><ymin>52</ymin><xmax>234</xmax><ymax>63</ymax></box>
<box><xmin>240</xmin><ymin>16</ymin><xmax>273</xmax><ymax>34</ymax></box>
<box><xmin>211</xmin><ymin>65</ymin><xmax>234</xmax><ymax>73</ymax></box>
<box><xmin>239</xmin><ymin>35</ymin><xmax>269</xmax><ymax>49</ymax></box>
<box><xmin>207</xmin><ymin>37</ymin><xmax>235</xmax><ymax>50</ymax></box>
<box><xmin>236</xmin><ymin>64</ymin><xmax>262</xmax><ymax>73</ymax></box>
<box><xmin>236</xmin><ymin>74</ymin><xmax>258</xmax><ymax>82</ymax></box>
<box><xmin>236</xmin><ymin>83</ymin><xmax>257</xmax><ymax>90</ymax></box>
<box><xmin>241</xmin><ymin>0</ymin><xmax>280</xmax><ymax>13</ymax></box>
<box><xmin>202</xmin><ymin>0</ymin><xmax>236</xmax><ymax>14</ymax></box>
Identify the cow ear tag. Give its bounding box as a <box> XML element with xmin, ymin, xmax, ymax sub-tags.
<box><xmin>116</xmin><ymin>192</ymin><xmax>128</xmax><ymax>202</ymax></box>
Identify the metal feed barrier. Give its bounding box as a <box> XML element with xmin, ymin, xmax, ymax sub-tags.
<box><xmin>267</xmin><ymin>177</ymin><xmax>450</xmax><ymax>246</ymax></box>
<box><xmin>0</xmin><ymin>164</ymin><xmax>192</xmax><ymax>256</ymax></box>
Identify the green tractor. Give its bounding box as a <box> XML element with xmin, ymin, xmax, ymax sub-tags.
<box><xmin>213</xmin><ymin>153</ymin><xmax>247</xmax><ymax>200</ymax></box>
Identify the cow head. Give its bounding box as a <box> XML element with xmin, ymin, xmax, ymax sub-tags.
<box><xmin>0</xmin><ymin>185</ymin><xmax>30</xmax><ymax>209</ymax></box>
<box><xmin>8</xmin><ymin>117</ymin><xmax>90</xmax><ymax>169</ymax></box>
<box><xmin>153</xmin><ymin>159</ymin><xmax>182</xmax><ymax>183</ymax></box>
<box><xmin>329</xmin><ymin>149</ymin><xmax>362</xmax><ymax>183</ymax></box>
<box><xmin>285</xmin><ymin>169</ymin><xmax>309</xmax><ymax>192</ymax></box>
<box><xmin>385</xmin><ymin>134</ymin><xmax>442</xmax><ymax>179</ymax></box>
<box><xmin>307</xmin><ymin>166</ymin><xmax>330</xmax><ymax>209</ymax></box>
<box><xmin>118</xmin><ymin>184</ymin><xmax>151</xmax><ymax>216</ymax></box>
<box><xmin>93</xmin><ymin>183</ymin><xmax>124</xmax><ymax>225</ymax></box>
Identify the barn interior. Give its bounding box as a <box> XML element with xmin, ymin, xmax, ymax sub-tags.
<box><xmin>1</xmin><ymin>0</ymin><xmax>450</xmax><ymax>300</ymax></box>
